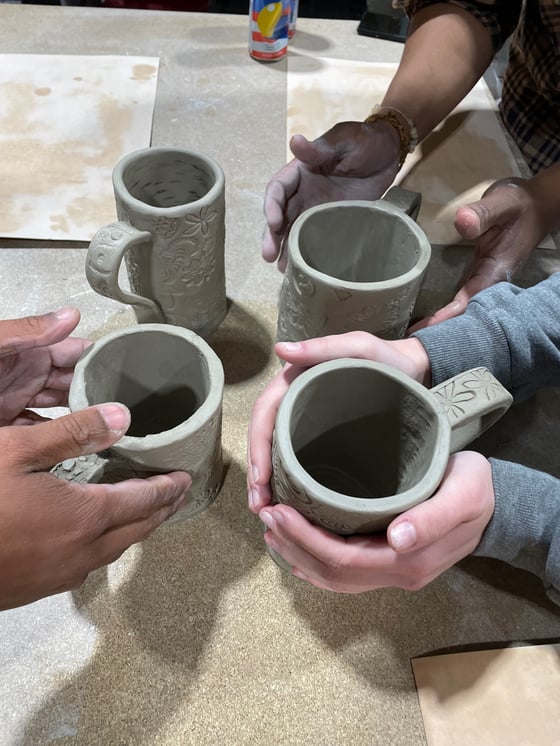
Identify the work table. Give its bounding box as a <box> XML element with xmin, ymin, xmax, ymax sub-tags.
<box><xmin>1</xmin><ymin>5</ymin><xmax>559</xmax><ymax>745</ymax></box>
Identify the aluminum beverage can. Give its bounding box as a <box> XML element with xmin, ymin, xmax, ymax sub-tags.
<box><xmin>288</xmin><ymin>0</ymin><xmax>299</xmax><ymax>38</ymax></box>
<box><xmin>249</xmin><ymin>0</ymin><xmax>290</xmax><ymax>62</ymax></box>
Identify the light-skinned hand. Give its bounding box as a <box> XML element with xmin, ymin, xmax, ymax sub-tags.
<box><xmin>258</xmin><ymin>452</ymin><xmax>494</xmax><ymax>593</ymax></box>
<box><xmin>262</xmin><ymin>121</ymin><xmax>401</xmax><ymax>270</ymax></box>
<box><xmin>247</xmin><ymin>332</ymin><xmax>431</xmax><ymax>513</ymax></box>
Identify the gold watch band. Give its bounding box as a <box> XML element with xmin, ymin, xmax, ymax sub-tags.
<box><xmin>364</xmin><ymin>105</ymin><xmax>419</xmax><ymax>167</ymax></box>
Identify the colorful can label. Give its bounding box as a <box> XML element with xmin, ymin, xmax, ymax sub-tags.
<box><xmin>249</xmin><ymin>0</ymin><xmax>290</xmax><ymax>62</ymax></box>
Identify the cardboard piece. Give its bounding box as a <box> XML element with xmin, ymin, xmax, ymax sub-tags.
<box><xmin>412</xmin><ymin>643</ymin><xmax>560</xmax><ymax>745</ymax></box>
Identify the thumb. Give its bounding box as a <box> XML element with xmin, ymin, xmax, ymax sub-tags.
<box><xmin>6</xmin><ymin>403</ymin><xmax>131</xmax><ymax>471</ymax></box>
<box><xmin>454</xmin><ymin>179</ymin><xmax>525</xmax><ymax>241</ymax></box>
<box><xmin>289</xmin><ymin>133</ymin><xmax>335</xmax><ymax>170</ymax></box>
<box><xmin>454</xmin><ymin>201</ymin><xmax>494</xmax><ymax>241</ymax></box>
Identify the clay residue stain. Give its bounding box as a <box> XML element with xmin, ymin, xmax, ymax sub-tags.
<box><xmin>0</xmin><ymin>81</ymin><xmax>133</xmax><ymax>236</ymax></box>
<box><xmin>130</xmin><ymin>64</ymin><xmax>156</xmax><ymax>81</ymax></box>
<box><xmin>50</xmin><ymin>213</ymin><xmax>69</xmax><ymax>233</ymax></box>
<box><xmin>34</xmin><ymin>87</ymin><xmax>51</xmax><ymax>97</ymax></box>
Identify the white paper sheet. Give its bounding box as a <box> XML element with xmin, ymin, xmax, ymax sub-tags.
<box><xmin>0</xmin><ymin>54</ymin><xmax>159</xmax><ymax>241</ymax></box>
<box><xmin>287</xmin><ymin>55</ymin><xmax>532</xmax><ymax>246</ymax></box>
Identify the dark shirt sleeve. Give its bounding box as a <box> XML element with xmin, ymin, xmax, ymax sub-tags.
<box><xmin>393</xmin><ymin>0</ymin><xmax>522</xmax><ymax>50</ymax></box>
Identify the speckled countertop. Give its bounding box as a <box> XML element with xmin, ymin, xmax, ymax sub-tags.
<box><xmin>1</xmin><ymin>6</ymin><xmax>559</xmax><ymax>745</ymax></box>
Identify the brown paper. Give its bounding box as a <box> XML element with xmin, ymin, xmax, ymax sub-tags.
<box><xmin>412</xmin><ymin>643</ymin><xmax>560</xmax><ymax>745</ymax></box>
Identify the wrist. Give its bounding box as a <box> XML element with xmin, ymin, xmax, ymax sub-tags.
<box><xmin>393</xmin><ymin>336</ymin><xmax>432</xmax><ymax>387</ymax></box>
<box><xmin>364</xmin><ymin>105</ymin><xmax>418</xmax><ymax>168</ymax></box>
<box><xmin>525</xmin><ymin>167</ymin><xmax>560</xmax><ymax>236</ymax></box>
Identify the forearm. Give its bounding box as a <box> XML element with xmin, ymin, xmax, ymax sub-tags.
<box><xmin>524</xmin><ymin>163</ymin><xmax>560</xmax><ymax>237</ymax></box>
<box><xmin>382</xmin><ymin>4</ymin><xmax>494</xmax><ymax>140</ymax></box>
<box><xmin>413</xmin><ymin>273</ymin><xmax>560</xmax><ymax>398</ymax></box>
<box><xmin>474</xmin><ymin>459</ymin><xmax>560</xmax><ymax>605</ymax></box>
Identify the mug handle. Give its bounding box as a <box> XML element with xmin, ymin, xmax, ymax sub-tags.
<box><xmin>430</xmin><ymin>367</ymin><xmax>513</xmax><ymax>453</ymax></box>
<box><xmin>86</xmin><ymin>221</ymin><xmax>165</xmax><ymax>324</ymax></box>
<box><xmin>382</xmin><ymin>185</ymin><xmax>422</xmax><ymax>221</ymax></box>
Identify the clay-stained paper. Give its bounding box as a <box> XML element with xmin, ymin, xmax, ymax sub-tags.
<box><xmin>0</xmin><ymin>54</ymin><xmax>159</xmax><ymax>241</ymax></box>
<box><xmin>287</xmin><ymin>56</ymin><xmax>530</xmax><ymax>246</ymax></box>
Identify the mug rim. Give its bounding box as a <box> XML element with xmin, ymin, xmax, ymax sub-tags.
<box><xmin>112</xmin><ymin>146</ymin><xmax>225</xmax><ymax>216</ymax></box>
<box><xmin>68</xmin><ymin>322</ymin><xmax>224</xmax><ymax>450</ymax></box>
<box><xmin>274</xmin><ymin>358</ymin><xmax>450</xmax><ymax>518</ymax></box>
<box><xmin>287</xmin><ymin>199</ymin><xmax>431</xmax><ymax>290</ymax></box>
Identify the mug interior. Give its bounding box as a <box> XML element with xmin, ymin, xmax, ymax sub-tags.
<box><xmin>121</xmin><ymin>150</ymin><xmax>216</xmax><ymax>208</ymax></box>
<box><xmin>289</xmin><ymin>367</ymin><xmax>440</xmax><ymax>499</ymax></box>
<box><xmin>81</xmin><ymin>331</ymin><xmax>209</xmax><ymax>437</ymax></box>
<box><xmin>297</xmin><ymin>204</ymin><xmax>422</xmax><ymax>283</ymax></box>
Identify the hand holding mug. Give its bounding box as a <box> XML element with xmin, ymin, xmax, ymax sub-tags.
<box><xmin>0</xmin><ymin>307</ymin><xmax>190</xmax><ymax>610</ymax></box>
<box><xmin>248</xmin><ymin>332</ymin><xmax>432</xmax><ymax>513</ymax></box>
<box><xmin>258</xmin><ymin>451</ymin><xmax>494</xmax><ymax>593</ymax></box>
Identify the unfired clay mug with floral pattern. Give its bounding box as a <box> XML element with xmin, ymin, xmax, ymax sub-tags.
<box><xmin>276</xmin><ymin>187</ymin><xmax>430</xmax><ymax>343</ymax></box>
<box><xmin>86</xmin><ymin>147</ymin><xmax>226</xmax><ymax>339</ymax></box>
<box><xmin>271</xmin><ymin>359</ymin><xmax>512</xmax><ymax>535</ymax></box>
<box><xmin>68</xmin><ymin>323</ymin><xmax>224</xmax><ymax>524</ymax></box>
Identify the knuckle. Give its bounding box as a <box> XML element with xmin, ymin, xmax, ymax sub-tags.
<box><xmin>400</xmin><ymin>559</ymin><xmax>432</xmax><ymax>591</ymax></box>
<box><xmin>0</xmin><ymin>427</ymin><xmax>26</xmax><ymax>465</ymax></box>
<box><xmin>62</xmin><ymin>414</ymin><xmax>99</xmax><ymax>451</ymax></box>
<box><xmin>57</xmin><ymin>484</ymin><xmax>105</xmax><ymax>541</ymax></box>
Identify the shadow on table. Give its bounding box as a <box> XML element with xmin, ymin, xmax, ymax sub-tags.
<box><xmin>269</xmin><ymin>388</ymin><xmax>560</xmax><ymax>696</ymax></box>
<box><xmin>274</xmin><ymin>548</ymin><xmax>560</xmax><ymax>700</ymax></box>
<box><xmin>19</xmin><ymin>459</ymin><xmax>265</xmax><ymax>745</ymax></box>
<box><xmin>208</xmin><ymin>298</ymin><xmax>273</xmax><ymax>385</ymax></box>
<box><xmin>19</xmin><ymin>300</ymin><xmax>274</xmax><ymax>744</ymax></box>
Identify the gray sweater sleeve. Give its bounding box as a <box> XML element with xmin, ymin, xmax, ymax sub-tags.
<box><xmin>413</xmin><ymin>272</ymin><xmax>560</xmax><ymax>601</ymax></box>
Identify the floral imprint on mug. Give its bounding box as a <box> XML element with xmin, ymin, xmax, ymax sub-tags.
<box><xmin>433</xmin><ymin>368</ymin><xmax>505</xmax><ymax>420</ymax></box>
<box><xmin>272</xmin><ymin>439</ymin><xmax>313</xmax><ymax>506</ymax></box>
<box><xmin>293</xmin><ymin>268</ymin><xmax>315</xmax><ymax>297</ymax></box>
<box><xmin>159</xmin><ymin>234</ymin><xmax>217</xmax><ymax>288</ymax></box>
<box><xmin>154</xmin><ymin>216</ymin><xmax>180</xmax><ymax>239</ymax></box>
<box><xmin>333</xmin><ymin>288</ymin><xmax>352</xmax><ymax>302</ymax></box>
<box><xmin>182</xmin><ymin>205</ymin><xmax>219</xmax><ymax>237</ymax></box>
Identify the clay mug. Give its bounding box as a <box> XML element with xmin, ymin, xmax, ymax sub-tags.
<box><xmin>276</xmin><ymin>186</ymin><xmax>430</xmax><ymax>343</ymax></box>
<box><xmin>271</xmin><ymin>359</ymin><xmax>512</xmax><ymax>535</ymax></box>
<box><xmin>86</xmin><ymin>146</ymin><xmax>227</xmax><ymax>339</ymax></box>
<box><xmin>68</xmin><ymin>323</ymin><xmax>224</xmax><ymax>524</ymax></box>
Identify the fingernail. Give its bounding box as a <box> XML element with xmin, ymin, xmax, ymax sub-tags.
<box><xmin>263</xmin><ymin>532</ymin><xmax>279</xmax><ymax>552</ymax></box>
<box><xmin>292</xmin><ymin>568</ymin><xmax>308</xmax><ymax>581</ymax></box>
<box><xmin>252</xmin><ymin>464</ymin><xmax>260</xmax><ymax>483</ymax></box>
<box><xmin>260</xmin><ymin>510</ymin><xmax>276</xmax><ymax>530</ymax></box>
<box><xmin>98</xmin><ymin>403</ymin><xmax>130</xmax><ymax>433</ymax></box>
<box><xmin>389</xmin><ymin>521</ymin><xmax>416</xmax><ymax>551</ymax></box>
<box><xmin>248</xmin><ymin>488</ymin><xmax>259</xmax><ymax>511</ymax></box>
<box><xmin>279</xmin><ymin>342</ymin><xmax>302</xmax><ymax>352</ymax></box>
<box><xmin>172</xmin><ymin>495</ymin><xmax>186</xmax><ymax>513</ymax></box>
<box><xmin>53</xmin><ymin>306</ymin><xmax>76</xmax><ymax>320</ymax></box>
